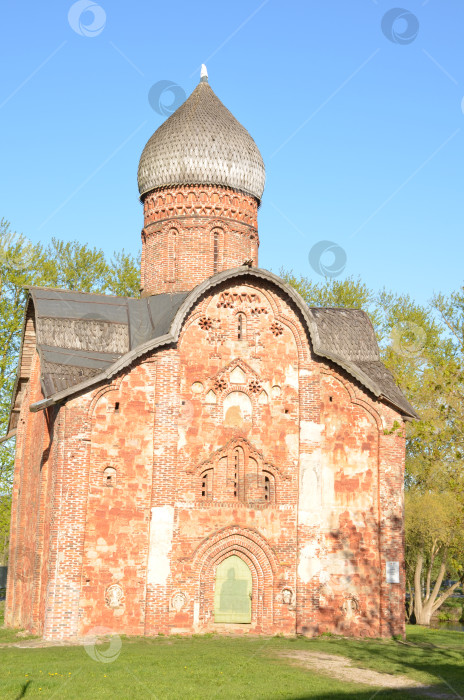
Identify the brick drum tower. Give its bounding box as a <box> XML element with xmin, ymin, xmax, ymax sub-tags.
<box><xmin>5</xmin><ymin>67</ymin><xmax>417</xmax><ymax>640</ymax></box>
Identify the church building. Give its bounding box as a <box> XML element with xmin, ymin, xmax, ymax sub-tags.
<box><xmin>5</xmin><ymin>68</ymin><xmax>417</xmax><ymax>640</ymax></box>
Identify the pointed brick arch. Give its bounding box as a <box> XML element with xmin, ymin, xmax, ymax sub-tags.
<box><xmin>191</xmin><ymin>527</ymin><xmax>278</xmax><ymax>632</ymax></box>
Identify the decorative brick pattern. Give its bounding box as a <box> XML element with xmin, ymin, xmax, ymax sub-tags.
<box><xmin>140</xmin><ymin>185</ymin><xmax>259</xmax><ymax>296</ymax></box>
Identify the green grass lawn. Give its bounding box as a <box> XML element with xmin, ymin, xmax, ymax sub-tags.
<box><xmin>1</xmin><ymin>601</ymin><xmax>463</xmax><ymax>699</ymax></box>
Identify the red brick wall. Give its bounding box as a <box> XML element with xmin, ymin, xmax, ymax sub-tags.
<box><xmin>7</xmin><ymin>279</ymin><xmax>406</xmax><ymax>640</ymax></box>
<box><xmin>166</xmin><ymin>281</ymin><xmax>307</xmax><ymax>634</ymax></box>
<box><xmin>140</xmin><ymin>185</ymin><xmax>259</xmax><ymax>296</ymax></box>
<box><xmin>5</xmin><ymin>352</ymin><xmax>50</xmax><ymax>632</ymax></box>
<box><xmin>304</xmin><ymin>370</ymin><xmax>382</xmax><ymax>637</ymax></box>
<box><xmin>78</xmin><ymin>364</ymin><xmax>155</xmax><ymax>637</ymax></box>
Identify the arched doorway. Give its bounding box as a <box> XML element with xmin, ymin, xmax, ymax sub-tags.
<box><xmin>214</xmin><ymin>555</ymin><xmax>252</xmax><ymax>623</ymax></box>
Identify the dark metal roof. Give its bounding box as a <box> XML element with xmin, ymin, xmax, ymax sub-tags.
<box><xmin>12</xmin><ymin>269</ymin><xmax>416</xmax><ymax>421</ymax></box>
<box><xmin>27</xmin><ymin>287</ymin><xmax>189</xmax><ymax>399</ymax></box>
<box><xmin>309</xmin><ymin>308</ymin><xmax>380</xmax><ymax>362</ymax></box>
<box><xmin>308</xmin><ymin>307</ymin><xmax>418</xmax><ymax>418</ymax></box>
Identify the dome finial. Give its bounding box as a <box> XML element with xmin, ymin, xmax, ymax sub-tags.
<box><xmin>200</xmin><ymin>64</ymin><xmax>208</xmax><ymax>83</ymax></box>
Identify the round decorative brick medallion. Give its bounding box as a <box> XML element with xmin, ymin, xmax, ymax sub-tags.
<box><xmin>105</xmin><ymin>584</ymin><xmax>124</xmax><ymax>609</ymax></box>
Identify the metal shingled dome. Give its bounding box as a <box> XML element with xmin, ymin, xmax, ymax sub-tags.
<box><xmin>137</xmin><ymin>81</ymin><xmax>266</xmax><ymax>201</ymax></box>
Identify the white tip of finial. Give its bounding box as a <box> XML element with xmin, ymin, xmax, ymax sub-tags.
<box><xmin>200</xmin><ymin>64</ymin><xmax>208</xmax><ymax>82</ymax></box>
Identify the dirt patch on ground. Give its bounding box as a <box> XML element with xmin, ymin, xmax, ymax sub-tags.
<box><xmin>277</xmin><ymin>650</ymin><xmax>456</xmax><ymax>698</ymax></box>
<box><xmin>0</xmin><ymin>638</ymin><xmax>83</xmax><ymax>649</ymax></box>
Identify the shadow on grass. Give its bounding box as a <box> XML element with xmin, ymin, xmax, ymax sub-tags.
<box><xmin>273</xmin><ymin>628</ymin><xmax>463</xmax><ymax>700</ymax></box>
<box><xmin>288</xmin><ymin>690</ymin><xmax>455</xmax><ymax>700</ymax></box>
<box><xmin>14</xmin><ymin>680</ymin><xmax>32</xmax><ymax>700</ymax></box>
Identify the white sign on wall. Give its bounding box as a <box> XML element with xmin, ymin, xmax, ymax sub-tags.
<box><xmin>386</xmin><ymin>561</ymin><xmax>400</xmax><ymax>583</ymax></box>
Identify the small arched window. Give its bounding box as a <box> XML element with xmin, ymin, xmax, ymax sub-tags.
<box><xmin>262</xmin><ymin>471</ymin><xmax>275</xmax><ymax>503</ymax></box>
<box><xmin>237</xmin><ymin>313</ymin><xmax>246</xmax><ymax>341</ymax></box>
<box><xmin>167</xmin><ymin>228</ymin><xmax>178</xmax><ymax>282</ymax></box>
<box><xmin>103</xmin><ymin>467</ymin><xmax>117</xmax><ymax>488</ymax></box>
<box><xmin>201</xmin><ymin>469</ymin><xmax>213</xmax><ymax>499</ymax></box>
<box><xmin>212</xmin><ymin>228</ymin><xmax>223</xmax><ymax>274</ymax></box>
<box><xmin>213</xmin><ymin>231</ymin><xmax>219</xmax><ymax>273</ymax></box>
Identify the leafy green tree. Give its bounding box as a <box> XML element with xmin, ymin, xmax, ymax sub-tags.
<box><xmin>0</xmin><ymin>220</ymin><xmax>140</xmax><ymax>562</ymax></box>
<box><xmin>406</xmin><ymin>490</ymin><xmax>464</xmax><ymax>625</ymax></box>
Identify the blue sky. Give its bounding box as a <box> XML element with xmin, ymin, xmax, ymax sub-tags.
<box><xmin>1</xmin><ymin>0</ymin><xmax>463</xmax><ymax>304</ymax></box>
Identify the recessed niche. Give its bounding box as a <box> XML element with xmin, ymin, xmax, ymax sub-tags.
<box><xmin>191</xmin><ymin>381</ymin><xmax>204</xmax><ymax>394</ymax></box>
<box><xmin>205</xmin><ymin>389</ymin><xmax>217</xmax><ymax>405</ymax></box>
<box><xmin>103</xmin><ymin>466</ymin><xmax>117</xmax><ymax>487</ymax></box>
<box><xmin>230</xmin><ymin>366</ymin><xmax>246</xmax><ymax>384</ymax></box>
<box><xmin>223</xmin><ymin>391</ymin><xmax>252</xmax><ymax>428</ymax></box>
<box><xmin>271</xmin><ymin>385</ymin><xmax>282</xmax><ymax>399</ymax></box>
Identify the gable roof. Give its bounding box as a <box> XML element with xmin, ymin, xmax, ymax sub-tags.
<box><xmin>7</xmin><ymin>267</ymin><xmax>418</xmax><ymax>433</ymax></box>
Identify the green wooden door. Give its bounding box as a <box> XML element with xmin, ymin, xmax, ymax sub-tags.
<box><xmin>214</xmin><ymin>555</ymin><xmax>252</xmax><ymax>623</ymax></box>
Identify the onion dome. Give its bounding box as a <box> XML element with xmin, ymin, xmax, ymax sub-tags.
<box><xmin>137</xmin><ymin>66</ymin><xmax>265</xmax><ymax>202</ymax></box>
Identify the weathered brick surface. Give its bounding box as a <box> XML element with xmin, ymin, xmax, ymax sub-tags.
<box><xmin>5</xmin><ymin>352</ymin><xmax>50</xmax><ymax>632</ymax></box>
<box><xmin>141</xmin><ymin>185</ymin><xmax>259</xmax><ymax>295</ymax></box>
<box><xmin>6</xmin><ymin>185</ymin><xmax>406</xmax><ymax>639</ymax></box>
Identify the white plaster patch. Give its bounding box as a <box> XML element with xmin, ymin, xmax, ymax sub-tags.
<box><xmin>177</xmin><ymin>426</ymin><xmax>187</xmax><ymax>451</ymax></box>
<box><xmin>284</xmin><ymin>433</ymin><xmax>299</xmax><ymax>458</ymax></box>
<box><xmin>300</xmin><ymin>421</ymin><xmax>324</xmax><ymax>445</ymax></box>
<box><xmin>298</xmin><ymin>542</ymin><xmax>322</xmax><ymax>584</ymax></box>
<box><xmin>298</xmin><ymin>452</ymin><xmax>322</xmax><ymax>526</ymax></box>
<box><xmin>284</xmin><ymin>364</ymin><xmax>299</xmax><ymax>389</ymax></box>
<box><xmin>321</xmin><ymin>465</ymin><xmax>335</xmax><ymax>507</ymax></box>
<box><xmin>147</xmin><ymin>505</ymin><xmax>174</xmax><ymax>587</ymax></box>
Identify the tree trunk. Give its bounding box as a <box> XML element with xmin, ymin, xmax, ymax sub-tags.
<box><xmin>413</xmin><ymin>551</ymin><xmax>462</xmax><ymax>625</ymax></box>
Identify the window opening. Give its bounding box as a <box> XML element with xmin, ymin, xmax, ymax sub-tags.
<box><xmin>234</xmin><ymin>450</ymin><xmax>238</xmax><ymax>497</ymax></box>
<box><xmin>213</xmin><ymin>231</ymin><xmax>219</xmax><ymax>273</ymax></box>
<box><xmin>201</xmin><ymin>470</ymin><xmax>212</xmax><ymax>498</ymax></box>
<box><xmin>264</xmin><ymin>475</ymin><xmax>270</xmax><ymax>501</ymax></box>
<box><xmin>103</xmin><ymin>466</ymin><xmax>117</xmax><ymax>487</ymax></box>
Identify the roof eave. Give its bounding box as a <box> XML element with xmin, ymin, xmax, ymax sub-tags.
<box><xmin>28</xmin><ymin>267</ymin><xmax>417</xmax><ymax>420</ymax></box>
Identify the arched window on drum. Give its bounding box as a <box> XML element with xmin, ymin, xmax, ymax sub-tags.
<box><xmin>211</xmin><ymin>228</ymin><xmax>223</xmax><ymax>274</ymax></box>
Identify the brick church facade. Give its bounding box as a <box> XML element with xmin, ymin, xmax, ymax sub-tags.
<box><xmin>5</xmin><ymin>69</ymin><xmax>417</xmax><ymax>640</ymax></box>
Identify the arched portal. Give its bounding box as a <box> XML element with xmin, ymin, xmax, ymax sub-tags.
<box><xmin>214</xmin><ymin>555</ymin><xmax>252</xmax><ymax>623</ymax></box>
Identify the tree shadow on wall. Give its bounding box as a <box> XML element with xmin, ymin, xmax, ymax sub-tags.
<box><xmin>305</xmin><ymin>514</ymin><xmax>406</xmax><ymax>639</ymax></box>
